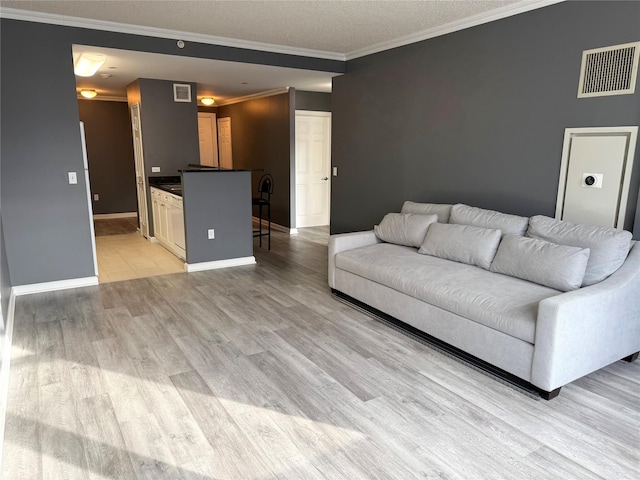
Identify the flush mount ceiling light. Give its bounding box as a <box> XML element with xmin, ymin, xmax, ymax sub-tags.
<box><xmin>80</xmin><ymin>89</ymin><xmax>97</xmax><ymax>99</ymax></box>
<box><xmin>74</xmin><ymin>53</ymin><xmax>106</xmax><ymax>77</ymax></box>
<box><xmin>200</xmin><ymin>97</ymin><xmax>215</xmax><ymax>106</ymax></box>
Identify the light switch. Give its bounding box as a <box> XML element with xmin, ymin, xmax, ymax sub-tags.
<box><xmin>152</xmin><ymin>166</ymin><xmax>161</xmax><ymax>173</ymax></box>
<box><xmin>332</xmin><ymin>166</ymin><xmax>338</xmax><ymax>177</ymax></box>
<box><xmin>208</xmin><ymin>229</ymin><xmax>215</xmax><ymax>239</ymax></box>
<box><xmin>68</xmin><ymin>172</ymin><xmax>78</xmax><ymax>184</ymax></box>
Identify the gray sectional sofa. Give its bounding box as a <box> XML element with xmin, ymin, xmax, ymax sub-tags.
<box><xmin>329</xmin><ymin>202</ymin><xmax>640</xmax><ymax>399</ymax></box>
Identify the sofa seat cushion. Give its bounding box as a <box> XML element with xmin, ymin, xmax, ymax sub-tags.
<box><xmin>335</xmin><ymin>243</ymin><xmax>561</xmax><ymax>344</ymax></box>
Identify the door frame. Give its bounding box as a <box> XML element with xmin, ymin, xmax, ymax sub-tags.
<box><xmin>130</xmin><ymin>103</ymin><xmax>150</xmax><ymax>238</ymax></box>
<box><xmin>197</xmin><ymin>112</ymin><xmax>219</xmax><ymax>167</ymax></box>
<box><xmin>294</xmin><ymin>110</ymin><xmax>332</xmax><ymax>229</ymax></box>
<box><xmin>217</xmin><ymin>117</ymin><xmax>233</xmax><ymax>169</ymax></box>
<box><xmin>556</xmin><ymin>126</ymin><xmax>638</xmax><ymax>229</ymax></box>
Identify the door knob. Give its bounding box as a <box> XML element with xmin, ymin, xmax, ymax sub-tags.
<box><xmin>322</xmin><ymin>177</ymin><xmax>329</xmax><ymax>181</ymax></box>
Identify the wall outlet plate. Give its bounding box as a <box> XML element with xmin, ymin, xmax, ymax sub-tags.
<box><xmin>208</xmin><ymin>229</ymin><xmax>215</xmax><ymax>239</ymax></box>
<box><xmin>68</xmin><ymin>171</ymin><xmax>77</xmax><ymax>184</ymax></box>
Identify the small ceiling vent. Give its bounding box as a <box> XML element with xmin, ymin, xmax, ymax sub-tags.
<box><xmin>578</xmin><ymin>42</ymin><xmax>639</xmax><ymax>98</ymax></box>
<box><xmin>173</xmin><ymin>83</ymin><xmax>192</xmax><ymax>102</ymax></box>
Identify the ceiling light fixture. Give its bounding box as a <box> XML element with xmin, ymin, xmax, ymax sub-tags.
<box><xmin>80</xmin><ymin>89</ymin><xmax>97</xmax><ymax>99</ymax></box>
<box><xmin>74</xmin><ymin>53</ymin><xmax>107</xmax><ymax>77</ymax></box>
<box><xmin>200</xmin><ymin>97</ymin><xmax>215</xmax><ymax>106</ymax></box>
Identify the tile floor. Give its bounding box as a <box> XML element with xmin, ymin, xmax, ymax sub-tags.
<box><xmin>95</xmin><ymin>233</ymin><xmax>185</xmax><ymax>283</ymax></box>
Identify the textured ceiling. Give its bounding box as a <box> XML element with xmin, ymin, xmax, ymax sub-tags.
<box><xmin>3</xmin><ymin>0</ymin><xmax>524</xmax><ymax>56</ymax></box>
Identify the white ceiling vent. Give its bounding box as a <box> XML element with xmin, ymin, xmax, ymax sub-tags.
<box><xmin>578</xmin><ymin>42</ymin><xmax>639</xmax><ymax>98</ymax></box>
<box><xmin>173</xmin><ymin>83</ymin><xmax>192</xmax><ymax>102</ymax></box>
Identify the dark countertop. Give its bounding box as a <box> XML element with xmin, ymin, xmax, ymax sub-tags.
<box><xmin>181</xmin><ymin>164</ymin><xmax>260</xmax><ymax>173</ymax></box>
<box><xmin>149</xmin><ymin>176</ymin><xmax>182</xmax><ymax>196</ymax></box>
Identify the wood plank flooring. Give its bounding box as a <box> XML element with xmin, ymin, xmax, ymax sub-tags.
<box><xmin>3</xmin><ymin>230</ymin><xmax>639</xmax><ymax>479</ymax></box>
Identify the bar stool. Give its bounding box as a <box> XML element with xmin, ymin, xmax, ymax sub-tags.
<box><xmin>252</xmin><ymin>174</ymin><xmax>273</xmax><ymax>249</ymax></box>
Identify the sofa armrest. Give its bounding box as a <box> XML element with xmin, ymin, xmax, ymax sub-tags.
<box><xmin>328</xmin><ymin>230</ymin><xmax>381</xmax><ymax>288</ymax></box>
<box><xmin>532</xmin><ymin>241</ymin><xmax>640</xmax><ymax>391</ymax></box>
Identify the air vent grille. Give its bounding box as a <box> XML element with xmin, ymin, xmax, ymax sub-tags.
<box><xmin>173</xmin><ymin>83</ymin><xmax>192</xmax><ymax>102</ymax></box>
<box><xmin>578</xmin><ymin>42</ymin><xmax>639</xmax><ymax>98</ymax></box>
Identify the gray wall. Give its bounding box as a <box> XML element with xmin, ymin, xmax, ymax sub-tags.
<box><xmin>331</xmin><ymin>1</ymin><xmax>640</xmax><ymax>234</ymax></box>
<box><xmin>218</xmin><ymin>92</ymin><xmax>294</xmax><ymax>227</ymax></box>
<box><xmin>634</xmin><ymin>193</ymin><xmax>640</xmax><ymax>240</ymax></box>
<box><xmin>78</xmin><ymin>100</ymin><xmax>137</xmax><ymax>214</ymax></box>
<box><xmin>182</xmin><ymin>171</ymin><xmax>252</xmax><ymax>263</ymax></box>
<box><xmin>296</xmin><ymin>91</ymin><xmax>331</xmax><ymax>112</ymax></box>
<box><xmin>0</xmin><ymin>17</ymin><xmax>339</xmax><ymax>286</ymax></box>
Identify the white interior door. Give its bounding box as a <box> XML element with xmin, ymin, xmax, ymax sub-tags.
<box><xmin>556</xmin><ymin>126</ymin><xmax>638</xmax><ymax>228</ymax></box>
<box><xmin>131</xmin><ymin>103</ymin><xmax>149</xmax><ymax>237</ymax></box>
<box><xmin>217</xmin><ymin>117</ymin><xmax>233</xmax><ymax>169</ymax></box>
<box><xmin>295</xmin><ymin>111</ymin><xmax>331</xmax><ymax>228</ymax></box>
<box><xmin>198</xmin><ymin>112</ymin><xmax>219</xmax><ymax>167</ymax></box>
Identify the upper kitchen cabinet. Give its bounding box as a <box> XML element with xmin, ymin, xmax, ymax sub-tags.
<box><xmin>126</xmin><ymin>79</ymin><xmax>200</xmax><ymax>177</ymax></box>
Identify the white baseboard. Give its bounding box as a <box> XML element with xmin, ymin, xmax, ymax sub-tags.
<box><xmin>11</xmin><ymin>276</ymin><xmax>99</xmax><ymax>296</ymax></box>
<box><xmin>93</xmin><ymin>212</ymin><xmax>137</xmax><ymax>219</ymax></box>
<box><xmin>185</xmin><ymin>256</ymin><xmax>256</xmax><ymax>272</ymax></box>
<box><xmin>252</xmin><ymin>217</ymin><xmax>297</xmax><ymax>235</ymax></box>
<box><xmin>0</xmin><ymin>291</ymin><xmax>16</xmax><ymax>473</ymax></box>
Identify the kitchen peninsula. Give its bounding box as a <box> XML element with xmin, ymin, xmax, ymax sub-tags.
<box><xmin>149</xmin><ymin>168</ymin><xmax>255</xmax><ymax>271</ymax></box>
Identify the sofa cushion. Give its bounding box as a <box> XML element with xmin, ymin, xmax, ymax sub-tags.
<box><xmin>335</xmin><ymin>243</ymin><xmax>561</xmax><ymax>343</ymax></box>
<box><xmin>374</xmin><ymin>213</ymin><xmax>437</xmax><ymax>248</ymax></box>
<box><xmin>490</xmin><ymin>235</ymin><xmax>590</xmax><ymax>292</ymax></box>
<box><xmin>450</xmin><ymin>204</ymin><xmax>528</xmax><ymax>236</ymax></box>
<box><xmin>527</xmin><ymin>215</ymin><xmax>632</xmax><ymax>286</ymax></box>
<box><xmin>418</xmin><ymin>223</ymin><xmax>502</xmax><ymax>270</ymax></box>
<box><xmin>401</xmin><ymin>201</ymin><xmax>452</xmax><ymax>223</ymax></box>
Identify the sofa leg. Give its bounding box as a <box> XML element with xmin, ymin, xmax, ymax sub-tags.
<box><xmin>540</xmin><ymin>387</ymin><xmax>562</xmax><ymax>401</ymax></box>
<box><xmin>623</xmin><ymin>352</ymin><xmax>639</xmax><ymax>362</ymax></box>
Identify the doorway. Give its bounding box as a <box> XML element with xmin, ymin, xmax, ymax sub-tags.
<box><xmin>198</xmin><ymin>112</ymin><xmax>219</xmax><ymax>167</ymax></box>
<box><xmin>295</xmin><ymin>111</ymin><xmax>331</xmax><ymax>228</ymax></box>
<box><xmin>217</xmin><ymin>117</ymin><xmax>233</xmax><ymax>169</ymax></box>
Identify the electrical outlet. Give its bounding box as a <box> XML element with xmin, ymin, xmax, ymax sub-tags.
<box><xmin>68</xmin><ymin>171</ymin><xmax>78</xmax><ymax>184</ymax></box>
<box><xmin>152</xmin><ymin>166</ymin><xmax>161</xmax><ymax>173</ymax></box>
<box><xmin>208</xmin><ymin>229</ymin><xmax>215</xmax><ymax>239</ymax></box>
<box><xmin>93</xmin><ymin>194</ymin><xmax>99</xmax><ymax>201</ymax></box>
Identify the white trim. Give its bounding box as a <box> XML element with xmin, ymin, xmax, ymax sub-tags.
<box><xmin>12</xmin><ymin>276</ymin><xmax>99</xmax><ymax>296</ymax></box>
<box><xmin>0</xmin><ymin>2</ymin><xmax>562</xmax><ymax>62</ymax></box>
<box><xmin>216</xmin><ymin>88</ymin><xmax>289</xmax><ymax>107</ymax></box>
<box><xmin>78</xmin><ymin>95</ymin><xmax>128</xmax><ymax>102</ymax></box>
<box><xmin>295</xmin><ymin>110</ymin><xmax>332</xmax><ymax>117</ymax></box>
<box><xmin>344</xmin><ymin>0</ymin><xmax>566</xmax><ymax>60</ymax></box>
<box><xmin>185</xmin><ymin>256</ymin><xmax>256</xmax><ymax>272</ymax></box>
<box><xmin>0</xmin><ymin>291</ymin><xmax>16</xmax><ymax>473</ymax></box>
<box><xmin>555</xmin><ymin>126</ymin><xmax>639</xmax><ymax>229</ymax></box>
<box><xmin>0</xmin><ymin>7</ymin><xmax>344</xmax><ymax>61</ymax></box>
<box><xmin>252</xmin><ymin>217</ymin><xmax>297</xmax><ymax>235</ymax></box>
<box><xmin>93</xmin><ymin>212</ymin><xmax>137</xmax><ymax>219</ymax></box>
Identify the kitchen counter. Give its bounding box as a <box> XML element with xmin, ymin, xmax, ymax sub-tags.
<box><xmin>149</xmin><ymin>176</ymin><xmax>182</xmax><ymax>196</ymax></box>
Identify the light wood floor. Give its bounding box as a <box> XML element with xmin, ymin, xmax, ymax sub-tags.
<box><xmin>3</xmin><ymin>230</ymin><xmax>639</xmax><ymax>479</ymax></box>
<box><xmin>96</xmin><ymin>233</ymin><xmax>184</xmax><ymax>284</ymax></box>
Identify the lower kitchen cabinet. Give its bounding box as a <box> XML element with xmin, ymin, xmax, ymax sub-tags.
<box><xmin>150</xmin><ymin>187</ymin><xmax>186</xmax><ymax>259</ymax></box>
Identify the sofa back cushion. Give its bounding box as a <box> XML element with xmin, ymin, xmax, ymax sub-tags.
<box><xmin>490</xmin><ymin>235</ymin><xmax>590</xmax><ymax>292</ymax></box>
<box><xmin>401</xmin><ymin>201</ymin><xmax>452</xmax><ymax>223</ymax></box>
<box><xmin>449</xmin><ymin>204</ymin><xmax>528</xmax><ymax>236</ymax></box>
<box><xmin>374</xmin><ymin>213</ymin><xmax>438</xmax><ymax>248</ymax></box>
<box><xmin>419</xmin><ymin>223</ymin><xmax>502</xmax><ymax>270</ymax></box>
<box><xmin>527</xmin><ymin>215</ymin><xmax>632</xmax><ymax>286</ymax></box>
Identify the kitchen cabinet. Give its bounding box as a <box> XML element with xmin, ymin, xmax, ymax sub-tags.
<box><xmin>150</xmin><ymin>187</ymin><xmax>186</xmax><ymax>260</ymax></box>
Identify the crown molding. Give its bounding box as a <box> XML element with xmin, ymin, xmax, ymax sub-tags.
<box><xmin>216</xmin><ymin>87</ymin><xmax>290</xmax><ymax>107</ymax></box>
<box><xmin>77</xmin><ymin>95</ymin><xmax>127</xmax><ymax>102</ymax></box>
<box><xmin>0</xmin><ymin>7</ymin><xmax>346</xmax><ymax>61</ymax></box>
<box><xmin>345</xmin><ymin>0</ymin><xmax>566</xmax><ymax>60</ymax></box>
